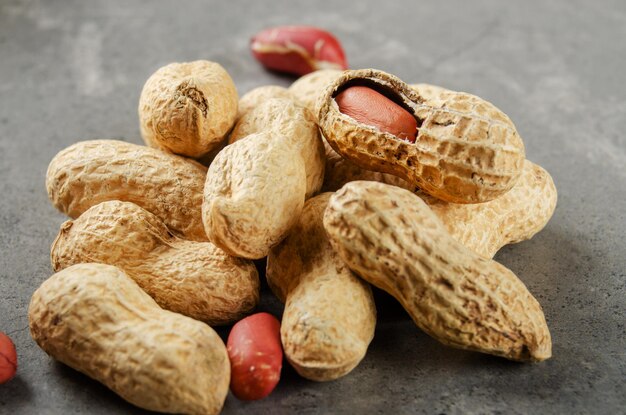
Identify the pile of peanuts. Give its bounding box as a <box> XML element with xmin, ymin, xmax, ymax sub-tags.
<box><xmin>28</xmin><ymin>27</ymin><xmax>557</xmax><ymax>415</ymax></box>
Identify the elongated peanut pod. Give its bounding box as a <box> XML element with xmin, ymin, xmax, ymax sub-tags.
<box><xmin>324</xmin><ymin>181</ymin><xmax>551</xmax><ymax>362</ymax></box>
<box><xmin>51</xmin><ymin>201</ymin><xmax>259</xmax><ymax>325</ymax></box>
<box><xmin>29</xmin><ymin>263</ymin><xmax>230</xmax><ymax>415</ymax></box>
<box><xmin>203</xmin><ymin>131</ymin><xmax>306</xmax><ymax>259</ymax></box>
<box><xmin>46</xmin><ymin>139</ymin><xmax>208</xmax><ymax>241</ymax></box>
<box><xmin>422</xmin><ymin>159</ymin><xmax>558</xmax><ymax>258</ymax></box>
<box><xmin>227</xmin><ymin>313</ymin><xmax>283</xmax><ymax>400</ymax></box>
<box><xmin>318</xmin><ymin>69</ymin><xmax>525</xmax><ymax>204</ymax></box>
<box><xmin>267</xmin><ymin>193</ymin><xmax>376</xmax><ymax>381</ymax></box>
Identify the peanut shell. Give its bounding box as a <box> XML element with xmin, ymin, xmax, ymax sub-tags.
<box><xmin>324</xmin><ymin>181</ymin><xmax>551</xmax><ymax>362</ymax></box>
<box><xmin>318</xmin><ymin>69</ymin><xmax>526</xmax><ymax>204</ymax></box>
<box><xmin>203</xmin><ymin>131</ymin><xmax>306</xmax><ymax>259</ymax></box>
<box><xmin>46</xmin><ymin>139</ymin><xmax>208</xmax><ymax>241</ymax></box>
<box><xmin>267</xmin><ymin>193</ymin><xmax>376</xmax><ymax>381</ymax></box>
<box><xmin>29</xmin><ymin>263</ymin><xmax>230</xmax><ymax>415</ymax></box>
<box><xmin>51</xmin><ymin>201</ymin><xmax>259</xmax><ymax>325</ymax></box>
<box><xmin>139</xmin><ymin>60</ymin><xmax>238</xmax><ymax>158</ymax></box>
<box><xmin>229</xmin><ymin>97</ymin><xmax>325</xmax><ymax>198</ymax></box>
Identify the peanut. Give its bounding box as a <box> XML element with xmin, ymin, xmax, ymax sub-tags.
<box><xmin>422</xmin><ymin>159</ymin><xmax>558</xmax><ymax>258</ymax></box>
<box><xmin>251</xmin><ymin>26</ymin><xmax>347</xmax><ymax>76</ymax></box>
<box><xmin>228</xmin><ymin>97</ymin><xmax>325</xmax><ymax>198</ymax></box>
<box><xmin>335</xmin><ymin>86</ymin><xmax>418</xmax><ymax>143</ymax></box>
<box><xmin>324</xmin><ymin>181</ymin><xmax>552</xmax><ymax>362</ymax></box>
<box><xmin>203</xmin><ymin>131</ymin><xmax>306</xmax><ymax>259</ymax></box>
<box><xmin>51</xmin><ymin>201</ymin><xmax>259</xmax><ymax>325</ymax></box>
<box><xmin>289</xmin><ymin>69</ymin><xmax>343</xmax><ymax>115</ymax></box>
<box><xmin>267</xmin><ymin>193</ymin><xmax>376</xmax><ymax>381</ymax></box>
<box><xmin>46</xmin><ymin>139</ymin><xmax>208</xmax><ymax>241</ymax></box>
<box><xmin>139</xmin><ymin>60</ymin><xmax>238</xmax><ymax>158</ymax></box>
<box><xmin>29</xmin><ymin>263</ymin><xmax>230</xmax><ymax>414</ymax></box>
<box><xmin>227</xmin><ymin>313</ymin><xmax>283</xmax><ymax>400</ymax></box>
<box><xmin>318</xmin><ymin>69</ymin><xmax>526</xmax><ymax>204</ymax></box>
<box><xmin>237</xmin><ymin>85</ymin><xmax>293</xmax><ymax>119</ymax></box>
<box><xmin>204</xmin><ymin>98</ymin><xmax>325</xmax><ymax>259</ymax></box>
<box><xmin>0</xmin><ymin>332</ymin><xmax>17</xmax><ymax>384</ymax></box>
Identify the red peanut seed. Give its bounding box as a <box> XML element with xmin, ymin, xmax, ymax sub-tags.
<box><xmin>335</xmin><ymin>86</ymin><xmax>418</xmax><ymax>143</ymax></box>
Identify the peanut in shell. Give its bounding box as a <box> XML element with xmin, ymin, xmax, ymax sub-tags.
<box><xmin>51</xmin><ymin>201</ymin><xmax>259</xmax><ymax>325</ymax></box>
<box><xmin>267</xmin><ymin>193</ymin><xmax>376</xmax><ymax>381</ymax></box>
<box><xmin>324</xmin><ymin>181</ymin><xmax>552</xmax><ymax>362</ymax></box>
<box><xmin>29</xmin><ymin>263</ymin><xmax>230</xmax><ymax>415</ymax></box>
<box><xmin>46</xmin><ymin>139</ymin><xmax>208</xmax><ymax>241</ymax></box>
<box><xmin>318</xmin><ymin>69</ymin><xmax>526</xmax><ymax>204</ymax></box>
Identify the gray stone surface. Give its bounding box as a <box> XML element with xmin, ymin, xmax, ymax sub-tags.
<box><xmin>1</xmin><ymin>0</ymin><xmax>625</xmax><ymax>413</ymax></box>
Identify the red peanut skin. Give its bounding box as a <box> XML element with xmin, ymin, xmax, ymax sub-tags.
<box><xmin>251</xmin><ymin>26</ymin><xmax>348</xmax><ymax>76</ymax></box>
<box><xmin>335</xmin><ymin>86</ymin><xmax>418</xmax><ymax>143</ymax></box>
<box><xmin>0</xmin><ymin>332</ymin><xmax>17</xmax><ymax>384</ymax></box>
<box><xmin>227</xmin><ymin>313</ymin><xmax>282</xmax><ymax>400</ymax></box>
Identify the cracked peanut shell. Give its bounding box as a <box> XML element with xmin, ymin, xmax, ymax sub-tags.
<box><xmin>267</xmin><ymin>193</ymin><xmax>376</xmax><ymax>381</ymax></box>
<box><xmin>29</xmin><ymin>263</ymin><xmax>230</xmax><ymax>415</ymax></box>
<box><xmin>318</xmin><ymin>69</ymin><xmax>526</xmax><ymax>204</ymax></box>
<box><xmin>324</xmin><ymin>181</ymin><xmax>551</xmax><ymax>362</ymax></box>
<box><xmin>139</xmin><ymin>60</ymin><xmax>238</xmax><ymax>158</ymax></box>
<box><xmin>46</xmin><ymin>139</ymin><xmax>208</xmax><ymax>241</ymax></box>
<box><xmin>51</xmin><ymin>201</ymin><xmax>259</xmax><ymax>325</ymax></box>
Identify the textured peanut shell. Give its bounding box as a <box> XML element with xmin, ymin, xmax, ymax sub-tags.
<box><xmin>203</xmin><ymin>131</ymin><xmax>306</xmax><ymax>259</ymax></box>
<box><xmin>29</xmin><ymin>263</ymin><xmax>230</xmax><ymax>415</ymax></box>
<box><xmin>322</xmin><ymin>139</ymin><xmax>417</xmax><ymax>193</ymax></box>
<box><xmin>229</xmin><ymin>97</ymin><xmax>325</xmax><ymax>198</ymax></box>
<box><xmin>267</xmin><ymin>193</ymin><xmax>376</xmax><ymax>381</ymax></box>
<box><xmin>46</xmin><ymin>139</ymin><xmax>208</xmax><ymax>241</ymax></box>
<box><xmin>318</xmin><ymin>69</ymin><xmax>525</xmax><ymax>204</ymax></box>
<box><xmin>51</xmin><ymin>201</ymin><xmax>259</xmax><ymax>325</ymax></box>
<box><xmin>324</xmin><ymin>181</ymin><xmax>551</xmax><ymax>362</ymax></box>
<box><xmin>289</xmin><ymin>69</ymin><xmax>343</xmax><ymax>115</ymax></box>
<box><xmin>237</xmin><ymin>85</ymin><xmax>292</xmax><ymax>119</ymax></box>
<box><xmin>139</xmin><ymin>60</ymin><xmax>238</xmax><ymax>158</ymax></box>
<box><xmin>423</xmin><ymin>159</ymin><xmax>558</xmax><ymax>258</ymax></box>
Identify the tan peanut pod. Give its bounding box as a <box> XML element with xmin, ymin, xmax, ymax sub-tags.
<box><xmin>237</xmin><ymin>85</ymin><xmax>292</xmax><ymax>119</ymax></box>
<box><xmin>267</xmin><ymin>193</ymin><xmax>376</xmax><ymax>381</ymax></box>
<box><xmin>318</xmin><ymin>69</ymin><xmax>526</xmax><ymax>204</ymax></box>
<box><xmin>29</xmin><ymin>263</ymin><xmax>230</xmax><ymax>415</ymax></box>
<box><xmin>289</xmin><ymin>69</ymin><xmax>344</xmax><ymax>115</ymax></box>
<box><xmin>229</xmin><ymin>97</ymin><xmax>325</xmax><ymax>198</ymax></box>
<box><xmin>422</xmin><ymin>159</ymin><xmax>558</xmax><ymax>258</ymax></box>
<box><xmin>51</xmin><ymin>201</ymin><xmax>259</xmax><ymax>325</ymax></box>
<box><xmin>46</xmin><ymin>140</ymin><xmax>208</xmax><ymax>242</ymax></box>
<box><xmin>203</xmin><ymin>131</ymin><xmax>306</xmax><ymax>259</ymax></box>
<box><xmin>139</xmin><ymin>60</ymin><xmax>238</xmax><ymax>158</ymax></box>
<box><xmin>322</xmin><ymin>139</ymin><xmax>417</xmax><ymax>193</ymax></box>
<box><xmin>324</xmin><ymin>181</ymin><xmax>551</xmax><ymax>362</ymax></box>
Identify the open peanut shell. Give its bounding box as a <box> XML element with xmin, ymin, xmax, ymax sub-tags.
<box><xmin>317</xmin><ymin>69</ymin><xmax>526</xmax><ymax>203</ymax></box>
